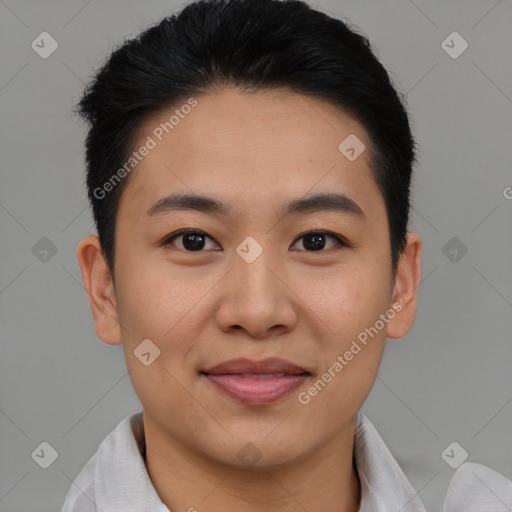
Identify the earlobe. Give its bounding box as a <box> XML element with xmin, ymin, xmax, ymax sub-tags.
<box><xmin>76</xmin><ymin>235</ymin><xmax>122</xmax><ymax>345</ymax></box>
<box><xmin>386</xmin><ymin>231</ymin><xmax>422</xmax><ymax>340</ymax></box>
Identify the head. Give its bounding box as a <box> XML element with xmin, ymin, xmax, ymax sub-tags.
<box><xmin>77</xmin><ymin>0</ymin><xmax>421</xmax><ymax>470</ymax></box>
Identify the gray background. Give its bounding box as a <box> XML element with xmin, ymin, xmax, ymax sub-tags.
<box><xmin>1</xmin><ymin>0</ymin><xmax>511</xmax><ymax>511</ymax></box>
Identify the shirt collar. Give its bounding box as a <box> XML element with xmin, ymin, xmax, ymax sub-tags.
<box><xmin>93</xmin><ymin>413</ymin><xmax>169</xmax><ymax>512</ymax></box>
<box><xmin>353</xmin><ymin>411</ymin><xmax>427</xmax><ymax>511</ymax></box>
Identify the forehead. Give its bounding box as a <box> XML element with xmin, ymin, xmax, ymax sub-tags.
<box><xmin>118</xmin><ymin>88</ymin><xmax>384</xmax><ymax>222</ymax></box>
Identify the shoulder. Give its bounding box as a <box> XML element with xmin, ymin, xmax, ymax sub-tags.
<box><xmin>61</xmin><ymin>456</ymin><xmax>97</xmax><ymax>512</ymax></box>
<box><xmin>443</xmin><ymin>461</ymin><xmax>512</xmax><ymax>512</ymax></box>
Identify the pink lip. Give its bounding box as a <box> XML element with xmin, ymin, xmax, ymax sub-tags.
<box><xmin>202</xmin><ymin>357</ymin><xmax>310</xmax><ymax>406</ymax></box>
<box><xmin>204</xmin><ymin>374</ymin><xmax>309</xmax><ymax>405</ymax></box>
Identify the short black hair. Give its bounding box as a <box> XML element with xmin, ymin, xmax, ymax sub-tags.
<box><xmin>76</xmin><ymin>0</ymin><xmax>417</xmax><ymax>277</ymax></box>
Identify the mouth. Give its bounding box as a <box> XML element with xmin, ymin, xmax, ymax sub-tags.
<box><xmin>201</xmin><ymin>357</ymin><xmax>312</xmax><ymax>406</ymax></box>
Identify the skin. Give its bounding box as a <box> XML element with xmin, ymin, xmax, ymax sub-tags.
<box><xmin>77</xmin><ymin>87</ymin><xmax>422</xmax><ymax>512</ymax></box>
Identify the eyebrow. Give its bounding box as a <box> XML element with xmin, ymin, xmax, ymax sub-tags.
<box><xmin>146</xmin><ymin>192</ymin><xmax>365</xmax><ymax>220</ymax></box>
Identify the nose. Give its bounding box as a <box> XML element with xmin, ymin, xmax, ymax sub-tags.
<box><xmin>215</xmin><ymin>247</ymin><xmax>298</xmax><ymax>339</ymax></box>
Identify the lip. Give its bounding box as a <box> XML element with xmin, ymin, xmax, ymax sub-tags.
<box><xmin>202</xmin><ymin>357</ymin><xmax>311</xmax><ymax>406</ymax></box>
<box><xmin>203</xmin><ymin>357</ymin><xmax>309</xmax><ymax>375</ymax></box>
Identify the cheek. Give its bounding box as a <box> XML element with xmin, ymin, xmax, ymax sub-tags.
<box><xmin>302</xmin><ymin>264</ymin><xmax>391</xmax><ymax>401</ymax></box>
<box><xmin>117</xmin><ymin>262</ymin><xmax>200</xmax><ymax>410</ymax></box>
<box><xmin>303</xmin><ymin>265</ymin><xmax>390</xmax><ymax>338</ymax></box>
<box><xmin>115</xmin><ymin>258</ymin><xmax>214</xmax><ymax>388</ymax></box>
<box><xmin>115</xmin><ymin>256</ymin><xmax>200</xmax><ymax>338</ymax></box>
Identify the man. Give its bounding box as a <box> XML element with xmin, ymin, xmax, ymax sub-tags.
<box><xmin>63</xmin><ymin>0</ymin><xmax>512</xmax><ymax>510</ymax></box>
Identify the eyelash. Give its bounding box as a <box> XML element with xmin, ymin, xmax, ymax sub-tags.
<box><xmin>162</xmin><ymin>229</ymin><xmax>348</xmax><ymax>252</ymax></box>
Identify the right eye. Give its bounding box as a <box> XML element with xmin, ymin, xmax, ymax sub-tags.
<box><xmin>162</xmin><ymin>229</ymin><xmax>222</xmax><ymax>252</ymax></box>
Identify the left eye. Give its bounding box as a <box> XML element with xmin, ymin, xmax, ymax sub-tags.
<box><xmin>163</xmin><ymin>230</ymin><xmax>346</xmax><ymax>252</ymax></box>
<box><xmin>291</xmin><ymin>231</ymin><xmax>346</xmax><ymax>252</ymax></box>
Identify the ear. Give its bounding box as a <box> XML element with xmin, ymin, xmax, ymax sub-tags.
<box><xmin>76</xmin><ymin>234</ymin><xmax>122</xmax><ymax>345</ymax></box>
<box><xmin>386</xmin><ymin>231</ymin><xmax>422</xmax><ymax>339</ymax></box>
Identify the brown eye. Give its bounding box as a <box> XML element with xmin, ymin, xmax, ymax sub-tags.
<box><xmin>163</xmin><ymin>229</ymin><xmax>221</xmax><ymax>252</ymax></box>
<box><xmin>291</xmin><ymin>231</ymin><xmax>347</xmax><ymax>252</ymax></box>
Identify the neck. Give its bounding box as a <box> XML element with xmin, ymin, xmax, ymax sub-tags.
<box><xmin>131</xmin><ymin>412</ymin><xmax>361</xmax><ymax>512</ymax></box>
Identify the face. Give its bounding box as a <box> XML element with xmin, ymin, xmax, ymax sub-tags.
<box><xmin>78</xmin><ymin>87</ymin><xmax>421</xmax><ymax>469</ymax></box>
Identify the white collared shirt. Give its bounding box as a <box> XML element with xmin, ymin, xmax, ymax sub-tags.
<box><xmin>61</xmin><ymin>411</ymin><xmax>512</xmax><ymax>512</ymax></box>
